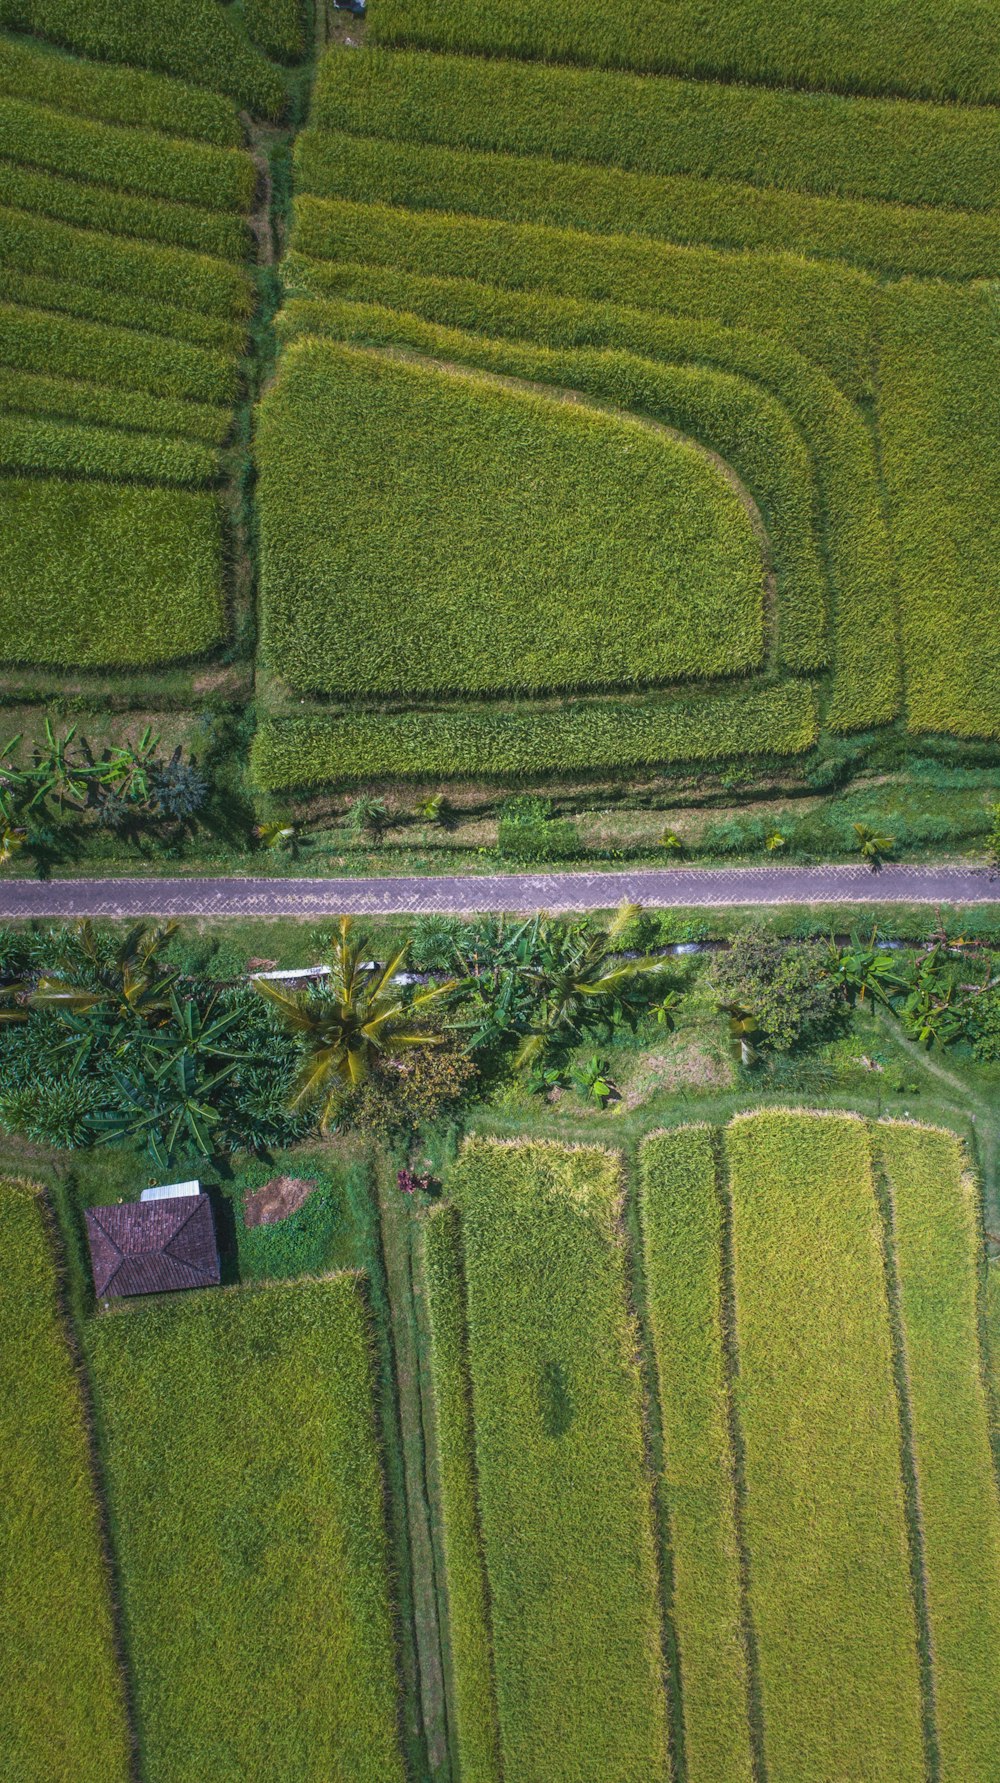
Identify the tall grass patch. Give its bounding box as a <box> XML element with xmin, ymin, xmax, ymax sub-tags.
<box><xmin>447</xmin><ymin>1138</ymin><xmax>670</xmax><ymax>1783</ymax></box>
<box><xmin>0</xmin><ymin>1180</ymin><xmax>130</xmax><ymax>1783</ymax></box>
<box><xmin>725</xmin><ymin>1110</ymin><xmax>925</xmax><ymax>1782</ymax></box>
<box><xmin>258</xmin><ymin>340</ymin><xmax>766</xmax><ymax>697</ymax></box>
<box><xmin>88</xmin><ymin>1274</ymin><xmax>406</xmax><ymax>1783</ymax></box>
<box><xmin>878</xmin><ymin>1120</ymin><xmax>1000</xmax><ymax>1777</ymax></box>
<box><xmin>421</xmin><ymin>1205</ymin><xmax>502</xmax><ymax>1783</ymax></box>
<box><xmin>638</xmin><ymin>1128</ymin><xmax>754</xmax><ymax>1782</ymax></box>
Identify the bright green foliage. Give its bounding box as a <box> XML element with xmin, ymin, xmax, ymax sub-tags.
<box><xmin>297</xmin><ymin>125</ymin><xmax>1000</xmax><ymax>284</ymax></box>
<box><xmin>638</xmin><ymin>1129</ymin><xmax>753</xmax><ymax>1783</ymax></box>
<box><xmin>447</xmin><ymin>1138</ymin><xmax>670</xmax><ymax>1782</ymax></box>
<box><xmin>0</xmin><ymin>1181</ymin><xmax>130</xmax><ymax>1783</ymax></box>
<box><xmin>2</xmin><ymin>158</ymin><xmax>249</xmax><ymax>259</ymax></box>
<box><xmin>285</xmin><ymin>264</ymin><xmax>899</xmax><ymax>724</ymax></box>
<box><xmin>251</xmin><ymin>680</ymin><xmax>818</xmax><ymax>789</ymax></box>
<box><xmin>878</xmin><ymin>281</ymin><xmax>1000</xmax><ymax>739</ymax></box>
<box><xmin>422</xmin><ymin>1206</ymin><xmax>503</xmax><ymax>1783</ymax></box>
<box><xmin>315</xmin><ymin>48</ymin><xmax>1000</xmax><ymax>216</ymax></box>
<box><xmin>878</xmin><ymin>1121</ymin><xmax>1000</xmax><ymax>1778</ymax></box>
<box><xmin>0</xmin><ymin>304</ymin><xmax>238</xmax><ymax>405</ymax></box>
<box><xmin>0</xmin><ymin>98</ymin><xmax>254</xmax><ymax>210</ymax></box>
<box><xmin>0</xmin><ymin>413</ymin><xmax>217</xmax><ymax>485</ymax></box>
<box><xmin>0</xmin><ymin>479</ymin><xmax>224</xmax><ymax>665</ymax></box>
<box><xmin>725</xmin><ymin>1111</ymin><xmax>924</xmax><ymax>1782</ymax></box>
<box><xmin>0</xmin><ymin>207</ymin><xmax>252</xmax><ymax>317</ymax></box>
<box><xmin>258</xmin><ymin>339</ymin><xmax>766</xmax><ymax>697</ymax></box>
<box><xmin>369</xmin><ymin>0</ymin><xmax>1000</xmax><ymax>106</ymax></box>
<box><xmin>88</xmin><ymin>1274</ymin><xmax>406</xmax><ymax>1783</ymax></box>
<box><xmin>0</xmin><ymin>36</ymin><xmax>242</xmax><ymax>143</ymax></box>
<box><xmin>293</xmin><ymin>195</ymin><xmax>874</xmax><ymax>398</ymax></box>
<box><xmin>244</xmin><ymin>0</ymin><xmax>304</xmax><ymax>61</ymax></box>
<box><xmin>0</xmin><ymin>0</ymin><xmax>285</xmax><ymax>116</ymax></box>
<box><xmin>0</xmin><ymin>365</ymin><xmax>230</xmax><ymax>445</ymax></box>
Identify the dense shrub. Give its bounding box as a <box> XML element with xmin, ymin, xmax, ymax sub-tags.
<box><xmin>711</xmin><ymin>929</ymin><xmax>842</xmax><ymax>1049</ymax></box>
<box><xmin>258</xmin><ymin>339</ymin><xmax>768</xmax><ymax>697</ymax></box>
<box><xmin>0</xmin><ymin>478</ymin><xmax>224</xmax><ymax>666</ymax></box>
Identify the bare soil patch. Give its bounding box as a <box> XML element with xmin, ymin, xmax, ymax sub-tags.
<box><xmin>242</xmin><ymin>1174</ymin><xmax>316</xmax><ymax>1227</ymax></box>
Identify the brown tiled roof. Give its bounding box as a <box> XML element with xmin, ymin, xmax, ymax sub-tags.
<box><xmin>85</xmin><ymin>1195</ymin><xmax>220</xmax><ymax>1298</ymax></box>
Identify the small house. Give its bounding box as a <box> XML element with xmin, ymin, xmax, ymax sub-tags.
<box><xmin>85</xmin><ymin>1188</ymin><xmax>220</xmax><ymax>1299</ymax></box>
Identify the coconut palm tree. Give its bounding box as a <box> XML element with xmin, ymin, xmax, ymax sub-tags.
<box><xmin>253</xmin><ymin>915</ymin><xmax>456</xmax><ymax>1128</ymax></box>
<box><xmin>28</xmin><ymin>919</ymin><xmax>177</xmax><ymax>1020</ymax></box>
<box><xmin>853</xmin><ymin>822</ymin><xmax>894</xmax><ymax>868</ymax></box>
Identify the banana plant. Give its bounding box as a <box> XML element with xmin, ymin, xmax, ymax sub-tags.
<box><xmin>91</xmin><ymin>726</ymin><xmax>160</xmax><ymax>806</ymax></box>
<box><xmin>255</xmin><ymin>820</ymin><xmax>297</xmax><ymax>853</ymax></box>
<box><xmin>659</xmin><ymin>829</ymin><xmax>686</xmax><ymax>855</ymax></box>
<box><xmin>570</xmin><ymin>1054</ymin><xmax>616</xmax><ymax>1105</ymax></box>
<box><xmin>826</xmin><ymin>927</ymin><xmax>905</xmax><ymax>1010</ymax></box>
<box><xmin>29</xmin><ymin>919</ymin><xmax>178</xmax><ymax>1021</ymax></box>
<box><xmin>26</xmin><ymin>719</ymin><xmax>93</xmax><ymax>812</ymax></box>
<box><xmin>721</xmin><ymin>1000</ymin><xmax>760</xmax><ymax>1066</ymax></box>
<box><xmin>765</xmin><ymin>830</ymin><xmax>787</xmax><ymax>852</ymax></box>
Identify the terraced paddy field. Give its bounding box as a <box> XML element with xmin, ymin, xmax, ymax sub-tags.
<box><xmin>251</xmin><ymin>9</ymin><xmax>1000</xmax><ymax>793</ymax></box>
<box><xmin>421</xmin><ymin>1117</ymin><xmax>1000</xmax><ymax>1783</ymax></box>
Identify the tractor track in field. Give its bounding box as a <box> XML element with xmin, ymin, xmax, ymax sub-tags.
<box><xmin>0</xmin><ymin>862</ymin><xmax>995</xmax><ymax>917</ymax></box>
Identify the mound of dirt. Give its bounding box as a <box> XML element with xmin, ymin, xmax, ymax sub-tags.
<box><xmin>242</xmin><ymin>1175</ymin><xmax>315</xmax><ymax>1228</ymax></box>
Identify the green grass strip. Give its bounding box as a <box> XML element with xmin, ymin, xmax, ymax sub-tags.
<box><xmin>0</xmin><ymin>476</ymin><xmax>224</xmax><ymax>667</ymax></box>
<box><xmin>878</xmin><ymin>1120</ymin><xmax>1000</xmax><ymax>1778</ymax></box>
<box><xmin>314</xmin><ymin>46</ymin><xmax>1000</xmax><ymax>216</ymax></box>
<box><xmin>292</xmin><ymin>195</ymin><xmax>875</xmax><ymax>400</ymax></box>
<box><xmin>87</xmin><ymin>1274</ymin><xmax>406</xmax><ymax>1783</ymax></box>
<box><xmin>0</xmin><ymin>303</ymin><xmax>237</xmax><ymax>405</ymax></box>
<box><xmin>3</xmin><ymin>265</ymin><xmax>246</xmax><ymax>352</ymax></box>
<box><xmin>368</xmin><ymin>0</ymin><xmax>1000</xmax><ymax>107</ymax></box>
<box><xmin>251</xmin><ymin>679</ymin><xmax>817</xmax><ymax>789</ymax></box>
<box><xmin>0</xmin><ymin>364</ymin><xmax>230</xmax><ymax>445</ymax></box>
<box><xmin>0</xmin><ymin>35</ymin><xmax>241</xmax><ymax>144</ymax></box>
<box><xmin>0</xmin><ymin>1180</ymin><xmax>131</xmax><ymax>1783</ymax></box>
<box><xmin>298</xmin><ymin>126</ymin><xmax>1000</xmax><ymax>284</ymax></box>
<box><xmin>447</xmin><ymin>1138</ymin><xmax>670</xmax><ymax>1782</ymax></box>
<box><xmin>421</xmin><ymin>1205</ymin><xmax>503</xmax><ymax>1783</ymax></box>
<box><xmin>639</xmin><ymin>1128</ymin><xmax>754</xmax><ymax>1782</ymax></box>
<box><xmin>725</xmin><ymin>1110</ymin><xmax>925</xmax><ymax>1782</ymax></box>
<box><xmin>0</xmin><ymin>413</ymin><xmax>217</xmax><ymax>485</ymax></box>
<box><xmin>0</xmin><ymin>204</ymin><xmax>253</xmax><ymax>317</ymax></box>
<box><xmin>877</xmin><ymin>279</ymin><xmax>1000</xmax><ymax>740</ymax></box>
<box><xmin>0</xmin><ymin>97</ymin><xmax>254</xmax><ymax>211</ymax></box>
<box><xmin>0</xmin><ymin>158</ymin><xmax>249</xmax><ymax>260</ymax></box>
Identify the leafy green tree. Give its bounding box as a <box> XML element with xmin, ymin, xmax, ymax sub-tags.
<box><xmin>712</xmin><ymin>929</ymin><xmax>842</xmax><ymax>1053</ymax></box>
<box><xmin>253</xmin><ymin>915</ymin><xmax>455</xmax><ymax>1128</ymax></box>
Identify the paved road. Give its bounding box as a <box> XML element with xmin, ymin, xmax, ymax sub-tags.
<box><xmin>0</xmin><ymin>863</ymin><xmax>995</xmax><ymax>917</ymax></box>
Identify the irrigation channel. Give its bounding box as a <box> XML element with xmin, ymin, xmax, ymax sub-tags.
<box><xmin>0</xmin><ymin>862</ymin><xmax>995</xmax><ymax>917</ymax></box>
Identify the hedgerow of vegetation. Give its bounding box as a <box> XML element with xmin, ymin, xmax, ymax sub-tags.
<box><xmin>448</xmin><ymin>1138</ymin><xmax>670</xmax><ymax>1782</ymax></box>
<box><xmin>638</xmin><ymin>1128</ymin><xmax>753</xmax><ymax>1782</ymax></box>
<box><xmin>258</xmin><ymin>340</ymin><xmax>767</xmax><ymax>697</ymax></box>
<box><xmin>879</xmin><ymin>1122</ymin><xmax>1000</xmax><ymax>1779</ymax></box>
<box><xmin>0</xmin><ymin>1181</ymin><xmax>130</xmax><ymax>1783</ymax></box>
<box><xmin>0</xmin><ymin>0</ymin><xmax>286</xmax><ymax>116</ymax></box>
<box><xmin>422</xmin><ymin>1205</ymin><xmax>503</xmax><ymax>1783</ymax></box>
<box><xmin>88</xmin><ymin>1275</ymin><xmax>407</xmax><ymax>1783</ymax></box>
<box><xmin>368</xmin><ymin>0</ymin><xmax>1000</xmax><ymax>106</ymax></box>
<box><xmin>725</xmin><ymin>1111</ymin><xmax>925</xmax><ymax>1780</ymax></box>
<box><xmin>0</xmin><ymin>480</ymin><xmax>224</xmax><ymax>667</ymax></box>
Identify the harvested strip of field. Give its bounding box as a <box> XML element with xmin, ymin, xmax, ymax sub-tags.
<box><xmin>0</xmin><ymin>1180</ymin><xmax>130</xmax><ymax>1783</ymax></box>
<box><xmin>87</xmin><ymin>1274</ymin><xmax>406</xmax><ymax>1783</ymax></box>
<box><xmin>878</xmin><ymin>1120</ymin><xmax>1000</xmax><ymax>1777</ymax></box>
<box><xmin>448</xmin><ymin>1138</ymin><xmax>670</xmax><ymax>1782</ymax></box>
<box><xmin>421</xmin><ymin>1205</ymin><xmax>502</xmax><ymax>1783</ymax></box>
<box><xmin>251</xmin><ymin>679</ymin><xmax>817</xmax><ymax>789</ymax></box>
<box><xmin>258</xmin><ymin>340</ymin><xmax>767</xmax><ymax>697</ymax></box>
<box><xmin>725</xmin><ymin>1110</ymin><xmax>924</xmax><ymax>1782</ymax></box>
<box><xmin>639</xmin><ymin>1128</ymin><xmax>753</xmax><ymax>1783</ymax></box>
<box><xmin>0</xmin><ymin>478</ymin><xmax>223</xmax><ymax>667</ymax></box>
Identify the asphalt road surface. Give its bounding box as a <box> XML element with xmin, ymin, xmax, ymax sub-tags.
<box><xmin>0</xmin><ymin>863</ymin><xmax>995</xmax><ymax>917</ymax></box>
